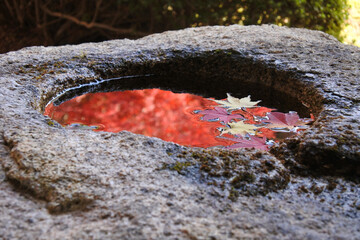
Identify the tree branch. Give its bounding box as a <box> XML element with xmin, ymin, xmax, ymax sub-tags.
<box><xmin>12</xmin><ymin>0</ymin><xmax>24</xmax><ymax>26</ymax></box>
<box><xmin>4</xmin><ymin>0</ymin><xmax>15</xmax><ymax>18</ymax></box>
<box><xmin>41</xmin><ymin>5</ymin><xmax>147</xmax><ymax>36</ymax></box>
<box><xmin>34</xmin><ymin>0</ymin><xmax>40</xmax><ymax>27</ymax></box>
<box><xmin>91</xmin><ymin>0</ymin><xmax>102</xmax><ymax>24</ymax></box>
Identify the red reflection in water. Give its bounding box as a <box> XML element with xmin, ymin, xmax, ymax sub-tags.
<box><xmin>44</xmin><ymin>89</ymin><xmax>234</xmax><ymax>148</ymax></box>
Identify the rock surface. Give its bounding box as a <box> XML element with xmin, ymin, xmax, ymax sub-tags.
<box><xmin>0</xmin><ymin>25</ymin><xmax>359</xmax><ymax>239</ymax></box>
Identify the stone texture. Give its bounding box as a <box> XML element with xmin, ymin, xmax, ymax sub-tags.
<box><xmin>0</xmin><ymin>25</ymin><xmax>359</xmax><ymax>239</ymax></box>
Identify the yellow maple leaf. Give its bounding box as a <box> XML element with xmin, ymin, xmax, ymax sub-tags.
<box><xmin>211</xmin><ymin>94</ymin><xmax>260</xmax><ymax>110</ymax></box>
<box><xmin>221</xmin><ymin>121</ymin><xmax>259</xmax><ymax>135</ymax></box>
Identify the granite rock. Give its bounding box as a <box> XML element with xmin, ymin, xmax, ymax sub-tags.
<box><xmin>0</xmin><ymin>25</ymin><xmax>359</xmax><ymax>239</ymax></box>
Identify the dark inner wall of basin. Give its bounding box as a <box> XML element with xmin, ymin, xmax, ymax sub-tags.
<box><xmin>53</xmin><ymin>74</ymin><xmax>311</xmax><ymax>117</ymax></box>
<box><xmin>47</xmin><ymin>51</ymin><xmax>323</xmax><ymax>117</ymax></box>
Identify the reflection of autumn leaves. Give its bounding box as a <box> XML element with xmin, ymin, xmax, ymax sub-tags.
<box><xmin>256</xmin><ymin>128</ymin><xmax>276</xmax><ymax>139</ymax></box>
<box><xmin>44</xmin><ymin>90</ymin><xmax>313</xmax><ymax>150</ymax></box>
<box><xmin>44</xmin><ymin>89</ymin><xmax>233</xmax><ymax>148</ymax></box>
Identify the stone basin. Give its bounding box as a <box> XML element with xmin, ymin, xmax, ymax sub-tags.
<box><xmin>0</xmin><ymin>25</ymin><xmax>359</xmax><ymax>239</ymax></box>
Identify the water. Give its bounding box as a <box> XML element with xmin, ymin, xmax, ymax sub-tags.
<box><xmin>44</xmin><ymin>88</ymin><xmax>313</xmax><ymax>150</ymax></box>
<box><xmin>45</xmin><ymin>88</ymin><xmax>234</xmax><ymax>148</ymax></box>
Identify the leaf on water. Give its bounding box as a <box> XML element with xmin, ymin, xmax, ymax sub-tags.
<box><xmin>261</xmin><ymin>112</ymin><xmax>302</xmax><ymax>129</ymax></box>
<box><xmin>196</xmin><ymin>107</ymin><xmax>244</xmax><ymax>123</ymax></box>
<box><xmin>210</xmin><ymin>94</ymin><xmax>261</xmax><ymax>110</ymax></box>
<box><xmin>220</xmin><ymin>134</ymin><xmax>269</xmax><ymax>151</ymax></box>
<box><xmin>220</xmin><ymin>121</ymin><xmax>260</xmax><ymax>135</ymax></box>
<box><xmin>193</xmin><ymin>94</ymin><xmax>314</xmax><ymax>150</ymax></box>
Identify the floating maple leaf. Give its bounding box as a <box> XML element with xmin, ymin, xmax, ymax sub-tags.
<box><xmin>196</xmin><ymin>107</ymin><xmax>244</xmax><ymax>123</ymax></box>
<box><xmin>210</xmin><ymin>94</ymin><xmax>261</xmax><ymax>110</ymax></box>
<box><xmin>261</xmin><ymin>112</ymin><xmax>302</xmax><ymax>129</ymax></box>
<box><xmin>220</xmin><ymin>134</ymin><xmax>269</xmax><ymax>151</ymax></box>
<box><xmin>220</xmin><ymin>121</ymin><xmax>260</xmax><ymax>135</ymax></box>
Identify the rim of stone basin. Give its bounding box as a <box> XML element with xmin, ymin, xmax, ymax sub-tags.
<box><xmin>0</xmin><ymin>25</ymin><xmax>359</xmax><ymax>213</ymax></box>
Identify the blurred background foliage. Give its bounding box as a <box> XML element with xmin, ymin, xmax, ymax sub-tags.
<box><xmin>0</xmin><ymin>0</ymin><xmax>356</xmax><ymax>52</ymax></box>
<box><xmin>342</xmin><ymin>0</ymin><xmax>360</xmax><ymax>46</ymax></box>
